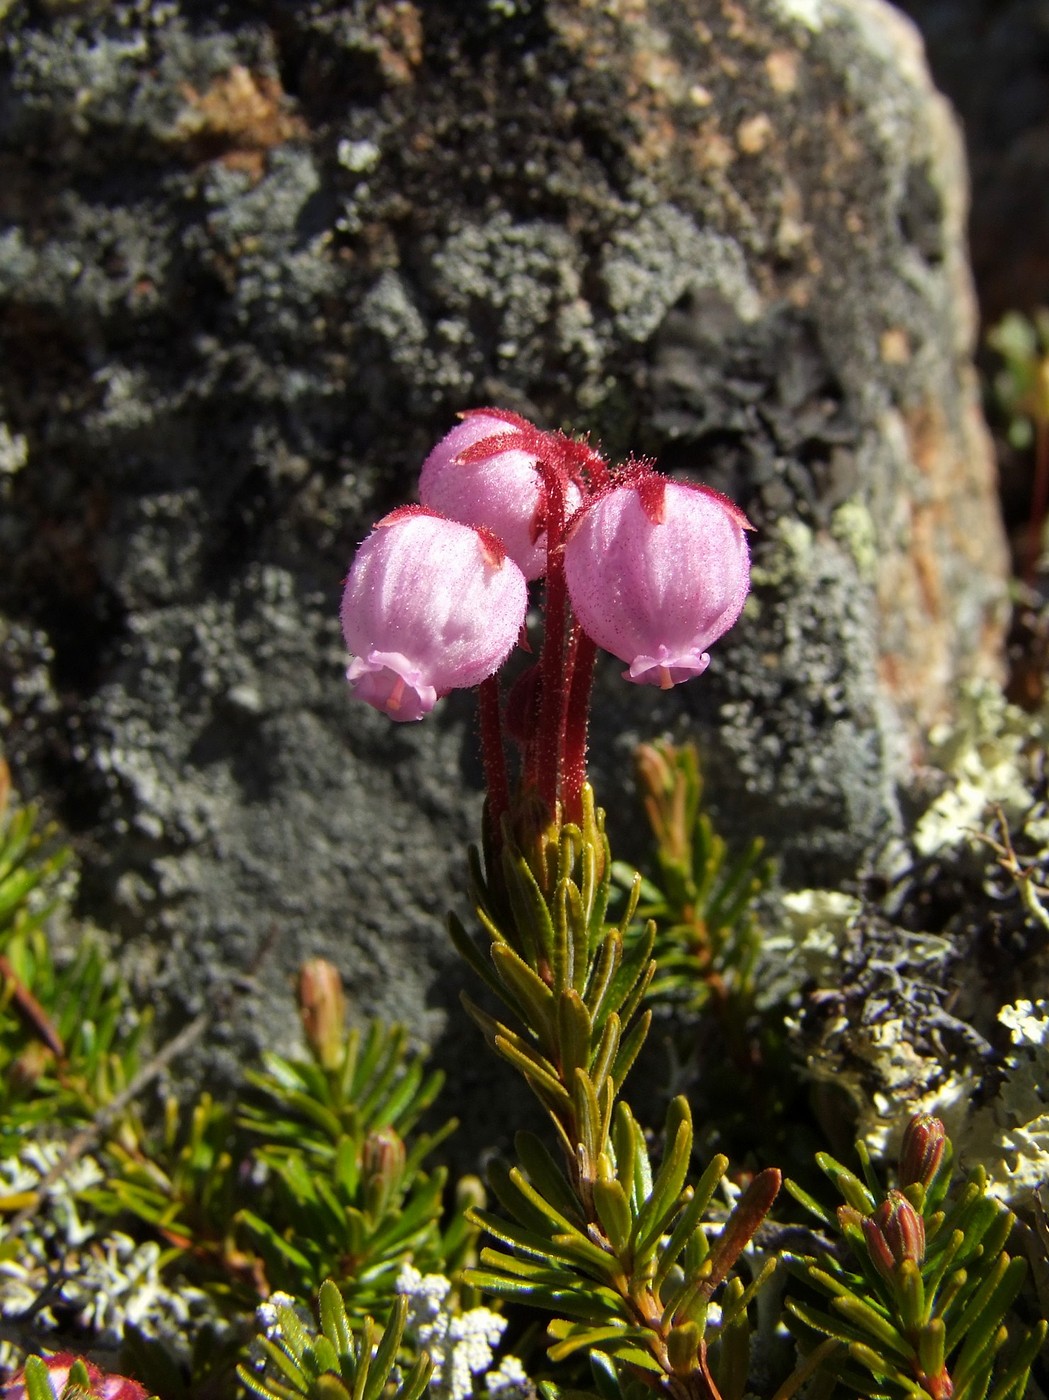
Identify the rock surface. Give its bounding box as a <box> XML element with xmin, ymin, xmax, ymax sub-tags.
<box><xmin>0</xmin><ymin>0</ymin><xmax>1009</xmax><ymax>1119</ymax></box>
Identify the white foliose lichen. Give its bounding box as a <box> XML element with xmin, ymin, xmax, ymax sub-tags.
<box><xmin>963</xmin><ymin>999</ymin><xmax>1049</xmax><ymax>1206</ymax></box>
<box><xmin>0</xmin><ymin>1139</ymin><xmax>225</xmax><ymax>1373</ymax></box>
<box><xmin>396</xmin><ymin>1264</ymin><xmax>533</xmax><ymax>1400</ymax></box>
<box><xmin>754</xmin><ymin>888</ymin><xmax>862</xmax><ymax>1011</ymax></box>
<box><xmin>913</xmin><ymin>680</ymin><xmax>1046</xmax><ymax>859</ymax></box>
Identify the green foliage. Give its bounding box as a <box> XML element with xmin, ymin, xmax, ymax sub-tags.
<box><xmin>237</xmin><ymin>996</ymin><xmax>462</xmax><ymax>1311</ymax></box>
<box><xmin>3</xmin><ymin>732</ymin><xmax>1047</xmax><ymax>1400</ymax></box>
<box><xmin>0</xmin><ymin>757</ymin><xmax>148</xmax><ymax>1152</ymax></box>
<box><xmin>453</xmin><ymin>785</ymin><xmax>781</xmax><ymax>1400</ymax></box>
<box><xmin>237</xmin><ymin>1284</ymin><xmax>433</xmax><ymax>1400</ymax></box>
<box><xmin>94</xmin><ymin>982</ymin><xmax>465</xmax><ymax>1321</ymax></box>
<box><xmin>987</xmin><ymin>308</ymin><xmax>1049</xmax><ymax>452</ymax></box>
<box><xmin>451</xmin><ymin>786</ymin><xmax>654</xmax><ymax>1164</ymax></box>
<box><xmin>469</xmin><ymin>1097</ymin><xmax>779</xmax><ymax>1398</ymax></box>
<box><xmin>782</xmin><ymin>1117</ymin><xmax>1047</xmax><ymax>1400</ymax></box>
<box><xmin>611</xmin><ymin>741</ymin><xmax>770</xmax><ymax>1013</ymax></box>
<box><xmin>0</xmin><ymin>758</ymin><xmax>72</xmax><ymax>942</ymax></box>
<box><xmin>0</xmin><ymin>775</ymin><xmax>469</xmax><ymax>1395</ymax></box>
<box><xmin>87</xmin><ymin>1089</ymin><xmax>247</xmax><ymax>1299</ymax></box>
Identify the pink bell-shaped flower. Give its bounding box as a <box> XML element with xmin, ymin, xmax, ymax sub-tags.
<box><xmin>419</xmin><ymin>410</ymin><xmax>581</xmax><ymax>581</ymax></box>
<box><xmin>341</xmin><ymin>507</ymin><xmax>527</xmax><ymax>721</ymax></box>
<box><xmin>564</xmin><ymin>472</ymin><xmax>752</xmax><ymax>689</ymax></box>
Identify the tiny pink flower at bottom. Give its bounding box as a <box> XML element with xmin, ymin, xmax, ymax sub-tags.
<box><xmin>341</xmin><ymin>508</ymin><xmax>528</xmax><ymax>721</ymax></box>
<box><xmin>625</xmin><ymin>643</ymin><xmax>712</xmax><ymax>688</ymax></box>
<box><xmin>346</xmin><ymin>650</ymin><xmax>438</xmax><ymax>722</ymax></box>
<box><xmin>2</xmin><ymin>1354</ymin><xmax>148</xmax><ymax>1400</ymax></box>
<box><xmin>564</xmin><ymin>473</ymin><xmax>752</xmax><ymax>689</ymax></box>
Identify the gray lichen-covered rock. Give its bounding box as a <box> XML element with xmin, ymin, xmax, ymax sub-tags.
<box><xmin>0</xmin><ymin>0</ymin><xmax>1009</xmax><ymax>1106</ymax></box>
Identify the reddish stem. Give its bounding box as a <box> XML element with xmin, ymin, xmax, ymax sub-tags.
<box><xmin>0</xmin><ymin>953</ymin><xmax>65</xmax><ymax>1057</ymax></box>
<box><xmin>561</xmin><ymin>628</ymin><xmax>597</xmax><ymax>825</ymax></box>
<box><xmin>478</xmin><ymin>674</ymin><xmax>510</xmax><ymax>845</ymax></box>
<box><xmin>535</xmin><ymin>463</ymin><xmax>570</xmax><ymax>815</ymax></box>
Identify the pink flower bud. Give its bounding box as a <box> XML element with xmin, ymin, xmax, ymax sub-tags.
<box><xmin>419</xmin><ymin>411</ymin><xmax>582</xmax><ymax>580</ymax></box>
<box><xmin>341</xmin><ymin>508</ymin><xmax>527</xmax><ymax>720</ymax></box>
<box><xmin>564</xmin><ymin>472</ymin><xmax>752</xmax><ymax>689</ymax></box>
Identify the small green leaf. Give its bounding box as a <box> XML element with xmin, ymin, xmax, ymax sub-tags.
<box><xmin>556</xmin><ymin>988</ymin><xmax>593</xmax><ymax>1085</ymax></box>
<box><xmin>816</xmin><ymin>1153</ymin><xmax>875</xmax><ymax>1214</ymax></box>
<box><xmin>319</xmin><ymin>1282</ymin><xmax>351</xmax><ymax>1372</ymax></box>
<box><xmin>666</xmin><ymin>1320</ymin><xmax>702</xmax><ymax>1372</ymax></box>
<box><xmin>950</xmin><ymin>1256</ymin><xmax>1027</xmax><ymax>1383</ymax></box>
<box><xmin>364</xmin><ymin>1298</ymin><xmax>407</xmax><ymax>1400</ymax></box>
<box><xmin>399</xmin><ymin>1355</ymin><xmax>435</xmax><ymax>1400</ymax></box>
<box><xmin>831</xmin><ymin>1294</ymin><xmax>912</xmax><ymax>1361</ymax></box>
<box><xmin>491</xmin><ymin>944</ymin><xmax>559</xmax><ymax>1049</ymax></box>
<box><xmin>897</xmin><ymin>1257</ymin><xmax>925</xmax><ymax>1332</ymax></box>
<box><xmin>447</xmin><ymin>912</ymin><xmax>508</xmax><ymax>1004</ymax></box>
<box><xmin>985</xmin><ymin>1320</ymin><xmax>1048</xmax><ymax>1400</ymax></box>
<box><xmin>846</xmin><ymin>1343</ymin><xmax>923</xmax><ymax>1395</ymax></box>
<box><xmin>488</xmin><ymin>1159</ymin><xmax>577</xmax><ymax>1236</ymax></box>
<box><xmin>238</xmin><ymin>1210</ymin><xmax>314</xmax><ymax>1272</ymax></box>
<box><xmin>583</xmin><ymin>930</ymin><xmax>623</xmax><ymax>1025</ymax></box>
<box><xmin>571</xmin><ymin>1067</ymin><xmax>606</xmax><ymax>1169</ymax></box>
<box><xmin>609</xmin><ymin>1008</ymin><xmax>651</xmax><ymax>1094</ymax></box>
<box><xmin>917</xmin><ymin>1316</ymin><xmax>947</xmax><ymax>1385</ymax></box>
<box><xmin>502</xmin><ymin>843</ymin><xmax>557</xmax><ymax>968</ymax></box>
<box><xmin>593</xmin><ymin>1176</ymin><xmax>633</xmax><ymax>1256</ymax></box>
<box><xmin>515</xmin><ymin>1130</ymin><xmax>584</xmax><ymax>1224</ymax></box>
<box><xmin>23</xmin><ymin>1357</ymin><xmax>58</xmax><ymax>1400</ymax></box>
<box><xmin>547</xmin><ymin>1320</ymin><xmax>632</xmax><ymax>1362</ymax></box>
<box><xmin>631</xmin><ymin>1098</ymin><xmax>693</xmax><ymax>1259</ymax></box>
<box><xmin>653</xmin><ymin>1153</ymin><xmax>727</xmax><ymax>1292</ymax></box>
<box><xmin>611</xmin><ymin>1100</ymin><xmax>652</xmax><ymax>1210</ymax></box>
<box><xmin>588</xmin><ymin>1012</ymin><xmax>620</xmax><ymax>1096</ymax></box>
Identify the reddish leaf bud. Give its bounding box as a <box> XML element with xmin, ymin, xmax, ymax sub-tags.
<box><xmin>899</xmin><ymin>1113</ymin><xmax>947</xmax><ymax>1191</ymax></box>
<box><xmin>862</xmin><ymin>1191</ymin><xmax>926</xmax><ymax>1283</ymax></box>
<box><xmin>298</xmin><ymin>958</ymin><xmax>346</xmax><ymax>1071</ymax></box>
<box><xmin>362</xmin><ymin>1127</ymin><xmax>407</xmax><ymax>1218</ymax></box>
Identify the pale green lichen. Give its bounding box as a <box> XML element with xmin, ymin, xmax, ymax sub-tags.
<box><xmin>913</xmin><ymin>680</ymin><xmax>1046</xmax><ymax>857</ymax></box>
<box><xmin>964</xmin><ymin>999</ymin><xmax>1049</xmax><ymax>1207</ymax></box>
<box><xmin>755</xmin><ymin>888</ymin><xmax>861</xmax><ymax>1011</ymax></box>
<box><xmin>766</xmin><ymin>675</ymin><xmax>1049</xmax><ymax>1200</ymax></box>
<box><xmin>0</xmin><ymin>1140</ymin><xmax>225</xmax><ymax>1371</ymax></box>
<box><xmin>830</xmin><ymin>500</ymin><xmax>878</xmax><ymax>585</ymax></box>
<box><xmin>770</xmin><ymin>0</ymin><xmax>825</xmax><ymax>32</ymax></box>
<box><xmin>749</xmin><ymin>516</ymin><xmax>816</xmax><ymax>591</ymax></box>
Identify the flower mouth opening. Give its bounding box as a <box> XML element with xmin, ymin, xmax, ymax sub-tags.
<box><xmin>347</xmin><ymin>652</ymin><xmax>438</xmax><ymax>721</ymax></box>
<box><xmin>625</xmin><ymin>647</ymin><xmax>711</xmax><ymax>689</ymax></box>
